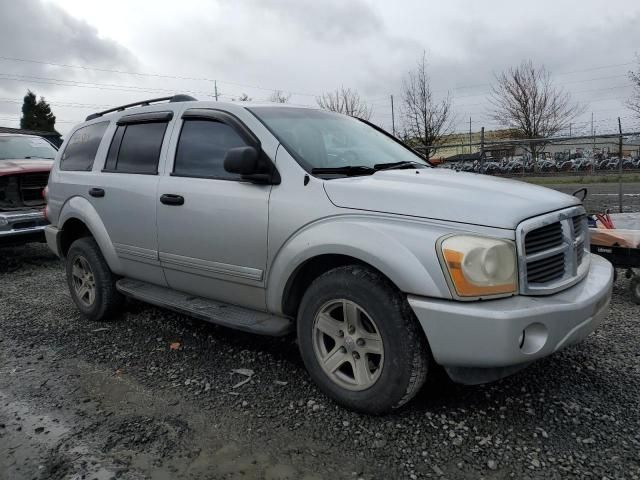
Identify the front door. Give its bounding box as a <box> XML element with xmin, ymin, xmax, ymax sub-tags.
<box><xmin>157</xmin><ymin>110</ymin><xmax>271</xmax><ymax>310</ymax></box>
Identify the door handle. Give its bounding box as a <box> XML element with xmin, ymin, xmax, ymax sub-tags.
<box><xmin>160</xmin><ymin>194</ymin><xmax>184</xmax><ymax>206</ymax></box>
<box><xmin>89</xmin><ymin>188</ymin><xmax>105</xmax><ymax>198</ymax></box>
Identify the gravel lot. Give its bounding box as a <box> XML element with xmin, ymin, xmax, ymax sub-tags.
<box><xmin>1</xmin><ymin>190</ymin><xmax>639</xmax><ymax>479</ymax></box>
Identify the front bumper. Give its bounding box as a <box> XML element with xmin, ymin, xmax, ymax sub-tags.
<box><xmin>0</xmin><ymin>209</ymin><xmax>48</xmax><ymax>245</ymax></box>
<box><xmin>409</xmin><ymin>254</ymin><xmax>613</xmax><ymax>382</ymax></box>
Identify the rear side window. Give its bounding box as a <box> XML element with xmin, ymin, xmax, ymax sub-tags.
<box><xmin>173</xmin><ymin>120</ymin><xmax>248</xmax><ymax>179</ymax></box>
<box><xmin>60</xmin><ymin>122</ymin><xmax>108</xmax><ymax>171</ymax></box>
<box><xmin>104</xmin><ymin>122</ymin><xmax>168</xmax><ymax>174</ymax></box>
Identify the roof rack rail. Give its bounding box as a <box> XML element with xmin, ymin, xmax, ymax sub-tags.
<box><xmin>85</xmin><ymin>94</ymin><xmax>197</xmax><ymax>121</ymax></box>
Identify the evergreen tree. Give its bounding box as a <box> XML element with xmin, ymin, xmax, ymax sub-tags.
<box><xmin>20</xmin><ymin>90</ymin><xmax>57</xmax><ymax>132</ymax></box>
<box><xmin>20</xmin><ymin>91</ymin><xmax>37</xmax><ymax>129</ymax></box>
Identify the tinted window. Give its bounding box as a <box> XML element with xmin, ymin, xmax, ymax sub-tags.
<box><xmin>60</xmin><ymin>122</ymin><xmax>108</xmax><ymax>170</ymax></box>
<box><xmin>106</xmin><ymin>122</ymin><xmax>167</xmax><ymax>174</ymax></box>
<box><xmin>174</xmin><ymin>120</ymin><xmax>248</xmax><ymax>179</ymax></box>
<box><xmin>104</xmin><ymin>125</ymin><xmax>125</xmax><ymax>171</ymax></box>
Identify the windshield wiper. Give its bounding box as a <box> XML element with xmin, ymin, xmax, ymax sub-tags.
<box><xmin>311</xmin><ymin>165</ymin><xmax>376</xmax><ymax>177</ymax></box>
<box><xmin>374</xmin><ymin>160</ymin><xmax>426</xmax><ymax>171</ymax></box>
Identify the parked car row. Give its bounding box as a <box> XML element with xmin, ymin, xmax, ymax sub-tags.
<box><xmin>440</xmin><ymin>156</ymin><xmax>640</xmax><ymax>175</ymax></box>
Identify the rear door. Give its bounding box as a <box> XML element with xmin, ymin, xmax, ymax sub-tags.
<box><xmin>89</xmin><ymin>111</ymin><xmax>175</xmax><ymax>286</ymax></box>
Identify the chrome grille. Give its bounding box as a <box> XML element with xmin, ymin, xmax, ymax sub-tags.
<box><xmin>526</xmin><ymin>251</ymin><xmax>565</xmax><ymax>283</ymax></box>
<box><xmin>572</xmin><ymin>214</ymin><xmax>585</xmax><ymax>233</ymax></box>
<box><xmin>525</xmin><ymin>222</ymin><xmax>563</xmax><ymax>255</ymax></box>
<box><xmin>573</xmin><ymin>214</ymin><xmax>587</xmax><ymax>266</ymax></box>
<box><xmin>517</xmin><ymin>206</ymin><xmax>590</xmax><ymax>295</ymax></box>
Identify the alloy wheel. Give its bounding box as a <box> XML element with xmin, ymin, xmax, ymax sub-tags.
<box><xmin>71</xmin><ymin>255</ymin><xmax>96</xmax><ymax>307</ymax></box>
<box><xmin>312</xmin><ymin>299</ymin><xmax>384</xmax><ymax>391</ymax></box>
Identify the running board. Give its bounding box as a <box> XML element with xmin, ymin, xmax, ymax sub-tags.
<box><xmin>116</xmin><ymin>279</ymin><xmax>293</xmax><ymax>336</ymax></box>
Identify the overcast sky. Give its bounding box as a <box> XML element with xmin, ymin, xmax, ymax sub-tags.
<box><xmin>0</xmin><ymin>0</ymin><xmax>639</xmax><ymax>136</ymax></box>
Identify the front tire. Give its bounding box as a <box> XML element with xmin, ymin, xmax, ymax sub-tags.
<box><xmin>297</xmin><ymin>265</ymin><xmax>430</xmax><ymax>414</ymax></box>
<box><xmin>66</xmin><ymin>237</ymin><xmax>124</xmax><ymax>322</ymax></box>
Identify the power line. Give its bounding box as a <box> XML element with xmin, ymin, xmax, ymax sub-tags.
<box><xmin>0</xmin><ymin>54</ymin><xmax>637</xmax><ymax>135</ymax></box>
<box><xmin>0</xmin><ymin>73</ymin><xmax>213</xmax><ymax>96</ymax></box>
<box><xmin>0</xmin><ymin>98</ymin><xmax>111</xmax><ymax>109</ymax></box>
<box><xmin>0</xmin><ymin>115</ymin><xmax>76</xmax><ymax>123</ymax></box>
<box><xmin>0</xmin><ymin>54</ymin><xmax>636</xmax><ymax>104</ymax></box>
<box><xmin>0</xmin><ymin>55</ymin><xmax>319</xmax><ymax>97</ymax></box>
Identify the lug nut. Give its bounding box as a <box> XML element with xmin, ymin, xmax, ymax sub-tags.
<box><xmin>340</xmin><ymin>346</ymin><xmax>347</xmax><ymax>353</ymax></box>
<box><xmin>338</xmin><ymin>330</ymin><xmax>344</xmax><ymax>337</ymax></box>
<box><xmin>352</xmin><ymin>352</ymin><xmax>360</xmax><ymax>359</ymax></box>
<box><xmin>348</xmin><ymin>325</ymin><xmax>355</xmax><ymax>334</ymax></box>
<box><xmin>356</xmin><ymin>338</ymin><xmax>365</xmax><ymax>347</ymax></box>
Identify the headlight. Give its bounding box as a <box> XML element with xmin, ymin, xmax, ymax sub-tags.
<box><xmin>438</xmin><ymin>235</ymin><xmax>517</xmax><ymax>299</ymax></box>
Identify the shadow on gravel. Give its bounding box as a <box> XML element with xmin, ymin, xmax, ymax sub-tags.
<box><xmin>0</xmin><ymin>243</ymin><xmax>59</xmax><ymax>274</ymax></box>
<box><xmin>123</xmin><ymin>298</ymin><xmax>303</xmax><ymax>364</ymax></box>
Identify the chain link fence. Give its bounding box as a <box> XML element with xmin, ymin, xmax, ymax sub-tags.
<box><xmin>428</xmin><ymin>130</ymin><xmax>640</xmax><ymax>213</ymax></box>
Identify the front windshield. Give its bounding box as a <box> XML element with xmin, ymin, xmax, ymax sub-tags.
<box><xmin>0</xmin><ymin>135</ymin><xmax>57</xmax><ymax>160</ymax></box>
<box><xmin>249</xmin><ymin>107</ymin><xmax>427</xmax><ymax>173</ymax></box>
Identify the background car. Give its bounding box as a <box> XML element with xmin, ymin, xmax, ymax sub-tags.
<box><xmin>0</xmin><ymin>133</ymin><xmax>56</xmax><ymax>245</ymax></box>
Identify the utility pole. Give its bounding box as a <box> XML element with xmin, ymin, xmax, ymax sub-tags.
<box><xmin>214</xmin><ymin>80</ymin><xmax>219</xmax><ymax>101</ymax></box>
<box><xmin>480</xmin><ymin>127</ymin><xmax>485</xmax><ymax>170</ymax></box>
<box><xmin>592</xmin><ymin>113</ymin><xmax>596</xmax><ymax>174</ymax></box>
<box><xmin>469</xmin><ymin>117</ymin><xmax>472</xmax><ymax>155</ymax></box>
<box><xmin>390</xmin><ymin>95</ymin><xmax>396</xmax><ymax>136</ymax></box>
<box><xmin>618</xmin><ymin>117</ymin><xmax>623</xmax><ymax>213</ymax></box>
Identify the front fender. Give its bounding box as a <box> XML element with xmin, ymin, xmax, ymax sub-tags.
<box><xmin>266</xmin><ymin>214</ymin><xmax>466</xmax><ymax>314</ymax></box>
<box><xmin>58</xmin><ymin>196</ymin><xmax>123</xmax><ymax>274</ymax></box>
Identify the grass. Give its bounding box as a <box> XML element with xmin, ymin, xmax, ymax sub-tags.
<box><xmin>521</xmin><ymin>174</ymin><xmax>640</xmax><ymax>185</ymax></box>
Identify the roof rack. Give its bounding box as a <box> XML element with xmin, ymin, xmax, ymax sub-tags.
<box><xmin>85</xmin><ymin>94</ymin><xmax>197</xmax><ymax>121</ymax></box>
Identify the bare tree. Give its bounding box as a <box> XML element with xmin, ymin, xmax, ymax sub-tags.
<box><xmin>233</xmin><ymin>93</ymin><xmax>252</xmax><ymax>102</ymax></box>
<box><xmin>629</xmin><ymin>56</ymin><xmax>640</xmax><ymax>118</ymax></box>
<box><xmin>400</xmin><ymin>53</ymin><xmax>453</xmax><ymax>161</ymax></box>
<box><xmin>316</xmin><ymin>86</ymin><xmax>373</xmax><ymax>120</ymax></box>
<box><xmin>490</xmin><ymin>60</ymin><xmax>582</xmax><ymax>161</ymax></box>
<box><xmin>268</xmin><ymin>90</ymin><xmax>291</xmax><ymax>103</ymax></box>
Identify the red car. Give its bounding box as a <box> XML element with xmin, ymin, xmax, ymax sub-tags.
<box><xmin>0</xmin><ymin>133</ymin><xmax>56</xmax><ymax>246</ymax></box>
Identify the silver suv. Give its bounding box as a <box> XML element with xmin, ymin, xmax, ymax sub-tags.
<box><xmin>45</xmin><ymin>95</ymin><xmax>613</xmax><ymax>414</ymax></box>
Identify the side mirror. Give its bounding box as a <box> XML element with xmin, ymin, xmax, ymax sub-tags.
<box><xmin>224</xmin><ymin>146</ymin><xmax>259</xmax><ymax>175</ymax></box>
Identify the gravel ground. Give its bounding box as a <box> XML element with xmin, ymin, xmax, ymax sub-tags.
<box><xmin>1</xmin><ymin>234</ymin><xmax>639</xmax><ymax>479</ymax></box>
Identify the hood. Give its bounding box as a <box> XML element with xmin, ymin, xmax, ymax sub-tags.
<box><xmin>0</xmin><ymin>159</ymin><xmax>53</xmax><ymax>177</ymax></box>
<box><xmin>323</xmin><ymin>168</ymin><xmax>580</xmax><ymax>229</ymax></box>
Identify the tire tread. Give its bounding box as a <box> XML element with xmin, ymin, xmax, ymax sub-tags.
<box><xmin>66</xmin><ymin>236</ymin><xmax>123</xmax><ymax>322</ymax></box>
<box><xmin>298</xmin><ymin>264</ymin><xmax>430</xmax><ymax>413</ymax></box>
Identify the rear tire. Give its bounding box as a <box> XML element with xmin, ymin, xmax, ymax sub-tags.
<box><xmin>297</xmin><ymin>265</ymin><xmax>430</xmax><ymax>414</ymax></box>
<box><xmin>66</xmin><ymin>237</ymin><xmax>124</xmax><ymax>322</ymax></box>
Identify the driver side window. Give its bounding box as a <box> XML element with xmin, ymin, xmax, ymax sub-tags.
<box><xmin>173</xmin><ymin>119</ymin><xmax>249</xmax><ymax>179</ymax></box>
